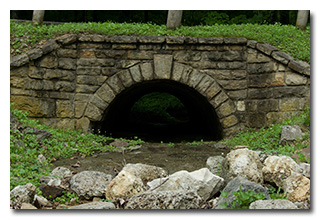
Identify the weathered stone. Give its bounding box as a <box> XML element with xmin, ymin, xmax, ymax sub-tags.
<box><xmin>216</xmin><ymin>99</ymin><xmax>236</xmax><ymax>118</ymax></box>
<box><xmin>166</xmin><ymin>36</ymin><xmax>185</xmax><ymax>44</ymax></box>
<box><xmin>282</xmin><ymin>172</ymin><xmax>310</xmax><ymax>202</ymax></box>
<box><xmin>138</xmin><ymin>36</ymin><xmax>166</xmax><ymax>43</ymax></box>
<box><xmin>40</xmin><ymin>40</ymin><xmax>59</xmax><ymax>54</ymax></box>
<box><xmin>221</xmin><ymin>114</ymin><xmax>239</xmax><ymax>128</ymax></box>
<box><xmin>56</xmin><ymin>34</ymin><xmax>77</xmax><ymax>45</ymax></box>
<box><xmin>256</xmin><ymin>43</ymin><xmax>278</xmax><ymax>55</ymax></box>
<box><xmin>27</xmin><ymin>48</ymin><xmax>43</xmax><ymax>60</ymax></box>
<box><xmin>221</xmin><ymin>148</ymin><xmax>264</xmax><ymax>184</ymax></box>
<box><xmin>279</xmin><ymin>125</ymin><xmax>303</xmax><ymax>145</ymax></box>
<box><xmin>154</xmin><ymin>54</ymin><xmax>173</xmax><ymax>79</ymax></box>
<box><xmin>56</xmin><ymin>100</ymin><xmax>74</xmax><ymax>118</ymax></box>
<box><xmin>203</xmin><ymin>81</ymin><xmax>221</xmax><ymax>100</ymax></box>
<box><xmin>249</xmin><ymin>199</ymin><xmax>298</xmax><ymax>209</ymax></box>
<box><xmin>129</xmin><ymin>65</ymin><xmax>143</xmax><ymax>83</ymax></box>
<box><xmin>217</xmin><ymin>61</ymin><xmax>246</xmax><ymax>70</ymax></box>
<box><xmin>76</xmin><ymin>84</ymin><xmax>99</xmax><ymax>93</ymax></box>
<box><xmin>70</xmin><ymin>171</ymin><xmax>113</xmax><ymax>200</ymax></box>
<box><xmin>147</xmin><ymin>168</ymin><xmax>224</xmax><ymax>201</ymax></box>
<box><xmin>217</xmin><ymin>79</ymin><xmax>247</xmax><ymax>90</ymax></box>
<box><xmin>75</xmin><ymin>100</ymin><xmax>88</xmax><ymax>117</ymax></box>
<box><xmin>89</xmin><ymin>94</ymin><xmax>108</xmax><ymax>111</ymax></box>
<box><xmin>198</xmin><ymin>37</ymin><xmax>223</xmax><ymax>44</ymax></box>
<box><xmin>57</xmin><ymin>49</ymin><xmax>78</xmax><ymax>58</ymax></box>
<box><xmin>262</xmin><ymin>155</ymin><xmax>301</xmax><ymax>188</ymax></box>
<box><xmin>288</xmin><ymin>60</ymin><xmax>309</xmax><ymax>74</ymax></box>
<box><xmin>84</xmin><ymin>103</ymin><xmax>104</xmax><ymax>121</ymax></box>
<box><xmin>69</xmin><ymin>201</ymin><xmax>115</xmax><ymax>209</ymax></box>
<box><xmin>247</xmin><ymin>62</ymin><xmax>277</xmax><ymax>74</ymax></box>
<box><xmin>123</xmin><ymin>163</ymin><xmax>168</xmax><ymax>182</ymax></box>
<box><xmin>117</xmin><ymin>69</ymin><xmax>134</xmax><ymax>88</ymax></box>
<box><xmin>187</xmin><ymin>70</ymin><xmax>205</xmax><ymax>88</ymax></box>
<box><xmin>279</xmin><ymin>98</ymin><xmax>309</xmax><ymax>112</ymax></box>
<box><xmin>286</xmin><ymin>72</ymin><xmax>307</xmax><ymax>85</ymax></box>
<box><xmin>77</xmin><ymin>66</ymin><xmax>101</xmax><ymax>75</ymax></box>
<box><xmin>140</xmin><ymin>62</ymin><xmax>154</xmax><ymax>81</ymax></box>
<box><xmin>271</xmin><ymin>51</ymin><xmax>294</xmax><ymax>64</ymax></box>
<box><xmin>206</xmin><ymin>156</ymin><xmax>224</xmax><ymax>176</ymax></box>
<box><xmin>55</xmin><ymin>81</ymin><xmax>76</xmax><ymax>92</ymax></box>
<box><xmin>39</xmin><ymin>184</ymin><xmax>64</xmax><ymax>200</ymax></box>
<box><xmin>214</xmin><ymin>177</ymin><xmax>270</xmax><ymax>209</ymax></box>
<box><xmin>10</xmin><ymin>183</ymin><xmax>36</xmax><ymax>203</ymax></box>
<box><xmin>171</xmin><ymin>62</ymin><xmax>185</xmax><ymax>82</ymax></box>
<box><xmin>38</xmin><ymin>55</ymin><xmax>58</xmax><ymax>68</ymax></box>
<box><xmin>210</xmin><ymin>91</ymin><xmax>229</xmax><ymax>108</ymax></box>
<box><xmin>110</xmin><ymin>35</ymin><xmax>137</xmax><ymax>43</ymax></box>
<box><xmin>21</xmin><ymin>203</ymin><xmax>37</xmax><ymax>209</ymax></box>
<box><xmin>126</xmin><ymin>190</ymin><xmax>203</xmax><ymax>209</ymax></box>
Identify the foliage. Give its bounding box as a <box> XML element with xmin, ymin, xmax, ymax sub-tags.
<box><xmin>267</xmin><ymin>185</ymin><xmax>287</xmax><ymax>200</ymax></box>
<box><xmin>219</xmin><ymin>186</ymin><xmax>266</xmax><ymax>209</ymax></box>
<box><xmin>10</xmin><ymin>21</ymin><xmax>310</xmax><ymax>63</ymax></box>
<box><xmin>221</xmin><ymin>107</ymin><xmax>310</xmax><ymax>161</ymax></box>
<box><xmin>10</xmin><ymin>103</ymin><xmax>143</xmax><ymax>191</ymax></box>
<box><xmin>52</xmin><ymin>191</ymin><xmax>79</xmax><ymax>204</ymax></box>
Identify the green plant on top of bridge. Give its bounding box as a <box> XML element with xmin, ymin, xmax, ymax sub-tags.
<box><xmin>10</xmin><ymin>21</ymin><xmax>310</xmax><ymax>63</ymax></box>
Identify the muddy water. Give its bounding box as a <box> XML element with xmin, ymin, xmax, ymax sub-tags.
<box><xmin>52</xmin><ymin>142</ymin><xmax>229</xmax><ymax>176</ymax></box>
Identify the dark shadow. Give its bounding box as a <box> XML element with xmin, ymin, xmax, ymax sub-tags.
<box><xmin>91</xmin><ymin>80</ymin><xmax>222</xmax><ymax>142</ymax></box>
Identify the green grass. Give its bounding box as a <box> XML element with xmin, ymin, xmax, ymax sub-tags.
<box><xmin>10</xmin><ymin>103</ymin><xmax>144</xmax><ymax>192</ymax></box>
<box><xmin>221</xmin><ymin>107</ymin><xmax>310</xmax><ymax>162</ymax></box>
<box><xmin>10</xmin><ymin>21</ymin><xmax>310</xmax><ymax>62</ymax></box>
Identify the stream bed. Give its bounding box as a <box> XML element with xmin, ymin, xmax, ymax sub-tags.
<box><xmin>52</xmin><ymin>142</ymin><xmax>229</xmax><ymax>176</ymax></box>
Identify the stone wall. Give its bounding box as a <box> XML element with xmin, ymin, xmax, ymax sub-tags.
<box><xmin>10</xmin><ymin>34</ymin><xmax>310</xmax><ymax>137</ymax></box>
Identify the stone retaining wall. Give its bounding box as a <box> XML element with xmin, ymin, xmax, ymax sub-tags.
<box><xmin>10</xmin><ymin>34</ymin><xmax>310</xmax><ymax>137</ymax></box>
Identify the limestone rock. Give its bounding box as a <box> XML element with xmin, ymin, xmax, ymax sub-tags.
<box><xmin>249</xmin><ymin>199</ymin><xmax>298</xmax><ymax>209</ymax></box>
<box><xmin>299</xmin><ymin>163</ymin><xmax>310</xmax><ymax>178</ymax></box>
<box><xmin>206</xmin><ymin>155</ymin><xmax>224</xmax><ymax>176</ymax></box>
<box><xmin>221</xmin><ymin>148</ymin><xmax>264</xmax><ymax>184</ymax></box>
<box><xmin>125</xmin><ymin>190</ymin><xmax>203</xmax><ymax>209</ymax></box>
<box><xmin>70</xmin><ymin>171</ymin><xmax>113</xmax><ymax>200</ymax></box>
<box><xmin>123</xmin><ymin>163</ymin><xmax>168</xmax><ymax>182</ymax></box>
<box><xmin>279</xmin><ymin>125</ymin><xmax>303</xmax><ymax>145</ymax></box>
<box><xmin>105</xmin><ymin>169</ymin><xmax>145</xmax><ymax>200</ymax></box>
<box><xmin>282</xmin><ymin>172</ymin><xmax>310</xmax><ymax>202</ymax></box>
<box><xmin>147</xmin><ymin>168</ymin><xmax>224</xmax><ymax>201</ymax></box>
<box><xmin>214</xmin><ymin>177</ymin><xmax>270</xmax><ymax>209</ymax></box>
<box><xmin>10</xmin><ymin>183</ymin><xmax>36</xmax><ymax>204</ymax></box>
<box><xmin>262</xmin><ymin>155</ymin><xmax>301</xmax><ymax>187</ymax></box>
<box><xmin>20</xmin><ymin>203</ymin><xmax>37</xmax><ymax>209</ymax></box>
<box><xmin>51</xmin><ymin>166</ymin><xmax>73</xmax><ymax>180</ymax></box>
<box><xmin>69</xmin><ymin>201</ymin><xmax>115</xmax><ymax>209</ymax></box>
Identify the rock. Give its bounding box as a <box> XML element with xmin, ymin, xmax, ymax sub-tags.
<box><xmin>299</xmin><ymin>163</ymin><xmax>310</xmax><ymax>178</ymax></box>
<box><xmin>214</xmin><ymin>177</ymin><xmax>270</xmax><ymax>209</ymax></box>
<box><xmin>70</xmin><ymin>171</ymin><xmax>113</xmax><ymax>200</ymax></box>
<box><xmin>147</xmin><ymin>168</ymin><xmax>224</xmax><ymax>201</ymax></box>
<box><xmin>123</xmin><ymin>163</ymin><xmax>168</xmax><ymax>182</ymax></box>
<box><xmin>25</xmin><ymin>127</ymin><xmax>52</xmax><ymax>141</ymax></box>
<box><xmin>69</xmin><ymin>201</ymin><xmax>115</xmax><ymax>209</ymax></box>
<box><xmin>279</xmin><ymin>125</ymin><xmax>303</xmax><ymax>145</ymax></box>
<box><xmin>105</xmin><ymin>163</ymin><xmax>167</xmax><ymax>200</ymax></box>
<box><xmin>125</xmin><ymin>190</ymin><xmax>203</xmax><ymax>209</ymax></box>
<box><xmin>262</xmin><ymin>155</ymin><xmax>301</xmax><ymax>187</ymax></box>
<box><xmin>37</xmin><ymin>154</ymin><xmax>47</xmax><ymax>163</ymax></box>
<box><xmin>51</xmin><ymin>166</ymin><xmax>73</xmax><ymax>179</ymax></box>
<box><xmin>38</xmin><ymin>184</ymin><xmax>64</xmax><ymax>200</ymax></box>
<box><xmin>39</xmin><ymin>175</ymin><xmax>61</xmax><ymax>187</ymax></box>
<box><xmin>20</xmin><ymin>203</ymin><xmax>37</xmax><ymax>209</ymax></box>
<box><xmin>221</xmin><ymin>148</ymin><xmax>264</xmax><ymax>184</ymax></box>
<box><xmin>105</xmin><ymin>169</ymin><xmax>145</xmax><ymax>200</ymax></box>
<box><xmin>249</xmin><ymin>199</ymin><xmax>298</xmax><ymax>209</ymax></box>
<box><xmin>33</xmin><ymin>194</ymin><xmax>51</xmax><ymax>208</ymax></box>
<box><xmin>10</xmin><ymin>183</ymin><xmax>36</xmax><ymax>203</ymax></box>
<box><xmin>206</xmin><ymin>155</ymin><xmax>224</xmax><ymax>176</ymax></box>
<box><xmin>282</xmin><ymin>172</ymin><xmax>310</xmax><ymax>202</ymax></box>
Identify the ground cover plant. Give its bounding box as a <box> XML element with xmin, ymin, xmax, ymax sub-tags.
<box><xmin>10</xmin><ymin>103</ymin><xmax>144</xmax><ymax>192</ymax></box>
<box><xmin>10</xmin><ymin>21</ymin><xmax>310</xmax><ymax>62</ymax></box>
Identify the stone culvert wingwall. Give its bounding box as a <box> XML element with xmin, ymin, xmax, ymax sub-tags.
<box><xmin>10</xmin><ymin>34</ymin><xmax>310</xmax><ymax>138</ymax></box>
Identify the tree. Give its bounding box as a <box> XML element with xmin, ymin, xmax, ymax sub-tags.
<box><xmin>166</xmin><ymin>10</ymin><xmax>183</xmax><ymax>30</ymax></box>
<box><xmin>32</xmin><ymin>10</ymin><xmax>45</xmax><ymax>25</ymax></box>
<box><xmin>296</xmin><ymin>10</ymin><xmax>309</xmax><ymax>30</ymax></box>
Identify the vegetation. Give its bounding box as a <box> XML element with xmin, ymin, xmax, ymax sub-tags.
<box><xmin>221</xmin><ymin>107</ymin><xmax>310</xmax><ymax>163</ymax></box>
<box><xmin>10</xmin><ymin>21</ymin><xmax>310</xmax><ymax>62</ymax></box>
<box><xmin>10</xmin><ymin>103</ymin><xmax>144</xmax><ymax>191</ymax></box>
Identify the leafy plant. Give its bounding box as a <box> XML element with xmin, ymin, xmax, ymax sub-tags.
<box><xmin>53</xmin><ymin>191</ymin><xmax>79</xmax><ymax>204</ymax></box>
<box><xmin>220</xmin><ymin>186</ymin><xmax>266</xmax><ymax>209</ymax></box>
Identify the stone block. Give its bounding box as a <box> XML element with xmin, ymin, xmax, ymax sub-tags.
<box><xmin>246</xmin><ymin>99</ymin><xmax>278</xmax><ymax>112</ymax></box>
<box><xmin>248</xmin><ymin>88</ymin><xmax>273</xmax><ymax>99</ymax></box>
<box><xmin>27</xmin><ymin>48</ymin><xmax>43</xmax><ymax>60</ymax></box>
<box><xmin>217</xmin><ymin>61</ymin><xmax>246</xmax><ymax>70</ymax></box>
<box><xmin>84</xmin><ymin>103</ymin><xmax>104</xmax><ymax>121</ymax></box>
<box><xmin>140</xmin><ymin>62</ymin><xmax>154</xmax><ymax>81</ymax></box>
<box><xmin>286</xmin><ymin>72</ymin><xmax>307</xmax><ymax>85</ymax></box>
<box><xmin>279</xmin><ymin>98</ymin><xmax>309</xmax><ymax>112</ymax></box>
<box><xmin>227</xmin><ymin>89</ymin><xmax>247</xmax><ymax>100</ymax></box>
<box><xmin>187</xmin><ymin>70</ymin><xmax>205</xmax><ymax>88</ymax></box>
<box><xmin>127</xmin><ymin>50</ymin><xmax>154</xmax><ymax>60</ymax></box>
<box><xmin>288</xmin><ymin>60</ymin><xmax>309</xmax><ymax>74</ymax></box>
<box><xmin>221</xmin><ymin>115</ymin><xmax>239</xmax><ymax>128</ymax></box>
<box><xmin>37</xmin><ymin>55</ymin><xmax>58</xmax><ymax>68</ymax></box>
<box><xmin>10</xmin><ymin>66</ymin><xmax>29</xmax><ymax>77</ymax></box>
<box><xmin>216</xmin><ymin>99</ymin><xmax>236</xmax><ymax>118</ymax></box>
<box><xmin>112</xmin><ymin>44</ymin><xmax>137</xmax><ymax>50</ymax></box>
<box><xmin>129</xmin><ymin>65</ymin><xmax>143</xmax><ymax>83</ymax></box>
<box><xmin>56</xmin><ymin>34</ymin><xmax>77</xmax><ymax>45</ymax></box>
<box><xmin>28</xmin><ymin>67</ymin><xmax>44</xmax><ymax>79</ymax></box>
<box><xmin>247</xmin><ymin>113</ymin><xmax>266</xmax><ymax>127</ymax></box>
<box><xmin>76</xmin><ymin>84</ymin><xmax>99</xmax><ymax>93</ymax></box>
<box><xmin>56</xmin><ymin>100</ymin><xmax>74</xmax><ymax>118</ymax></box>
<box><xmin>217</xmin><ymin>79</ymin><xmax>247</xmax><ymax>90</ymax></box>
<box><xmin>274</xmin><ymin>86</ymin><xmax>310</xmax><ymax>98</ymax></box>
<box><xmin>247</xmin><ymin>62</ymin><xmax>277</xmax><ymax>74</ymax></box>
<box><xmin>40</xmin><ymin>40</ymin><xmax>59</xmax><ymax>54</ymax></box>
<box><xmin>195</xmin><ymin>75</ymin><xmax>215</xmax><ymax>96</ymax></box>
<box><xmin>77</xmin><ymin>66</ymin><xmax>101</xmax><ymax>75</ymax></box>
<box><xmin>202</xmin><ymin>81</ymin><xmax>221</xmax><ymax>100</ymax></box>
<box><xmin>271</xmin><ymin>51</ymin><xmax>293</xmax><ymax>65</ymax></box>
<box><xmin>224</xmin><ymin>37</ymin><xmax>247</xmax><ymax>44</ymax></box>
<box><xmin>74</xmin><ymin>101</ymin><xmax>87</xmax><ymax>118</ymax></box>
<box><xmin>106</xmin><ymin>74</ymin><xmax>124</xmax><ymax>94</ymax></box>
<box><xmin>89</xmin><ymin>94</ymin><xmax>109</xmax><ymax>111</ymax></box>
<box><xmin>210</xmin><ymin>91</ymin><xmax>228</xmax><ymax>108</ymax></box>
<box><xmin>138</xmin><ymin>36</ymin><xmax>166</xmax><ymax>43</ymax></box>
<box><xmin>55</xmin><ymin>81</ymin><xmax>76</xmax><ymax>92</ymax></box>
<box><xmin>58</xmin><ymin>58</ymin><xmax>76</xmax><ymax>70</ymax></box>
<box><xmin>256</xmin><ymin>43</ymin><xmax>278</xmax><ymax>55</ymax></box>
<box><xmin>96</xmin><ymin>84</ymin><xmax>116</xmax><ymax>104</ymax></box>
<box><xmin>77</xmin><ymin>58</ymin><xmax>115</xmax><ymax>67</ymax></box>
<box><xmin>154</xmin><ymin>54</ymin><xmax>173</xmax><ymax>79</ymax></box>
<box><xmin>166</xmin><ymin>36</ymin><xmax>185</xmax><ymax>44</ymax></box>
<box><xmin>75</xmin><ymin>117</ymin><xmax>90</xmax><ymax>132</ymax></box>
<box><xmin>110</xmin><ymin>36</ymin><xmax>137</xmax><ymax>43</ymax></box>
<box><xmin>118</xmin><ymin>69</ymin><xmax>134</xmax><ymax>88</ymax></box>
<box><xmin>10</xmin><ymin>77</ymin><xmax>25</xmax><ymax>88</ymax></box>
<box><xmin>57</xmin><ymin>49</ymin><xmax>77</xmax><ymax>58</ymax></box>
<box><xmin>198</xmin><ymin>37</ymin><xmax>223</xmax><ymax>44</ymax></box>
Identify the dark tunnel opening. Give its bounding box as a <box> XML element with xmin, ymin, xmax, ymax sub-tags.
<box><xmin>91</xmin><ymin>80</ymin><xmax>223</xmax><ymax>142</ymax></box>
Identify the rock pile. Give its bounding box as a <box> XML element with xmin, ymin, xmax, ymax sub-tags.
<box><xmin>10</xmin><ymin>145</ymin><xmax>310</xmax><ymax>209</ymax></box>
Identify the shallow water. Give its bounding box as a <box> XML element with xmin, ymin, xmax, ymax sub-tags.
<box><xmin>52</xmin><ymin>142</ymin><xmax>229</xmax><ymax>176</ymax></box>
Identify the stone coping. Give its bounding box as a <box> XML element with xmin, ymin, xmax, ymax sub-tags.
<box><xmin>10</xmin><ymin>34</ymin><xmax>310</xmax><ymax>77</ymax></box>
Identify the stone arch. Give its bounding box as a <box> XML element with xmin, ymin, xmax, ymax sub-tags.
<box><xmin>82</xmin><ymin>54</ymin><xmax>239</xmax><ymax>138</ymax></box>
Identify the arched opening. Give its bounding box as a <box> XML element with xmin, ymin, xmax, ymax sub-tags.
<box><xmin>92</xmin><ymin>80</ymin><xmax>223</xmax><ymax>142</ymax></box>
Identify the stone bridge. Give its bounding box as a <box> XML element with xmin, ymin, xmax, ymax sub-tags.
<box><xmin>10</xmin><ymin>34</ymin><xmax>310</xmax><ymax>140</ymax></box>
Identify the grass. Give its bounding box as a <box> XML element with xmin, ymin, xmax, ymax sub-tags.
<box><xmin>10</xmin><ymin>103</ymin><xmax>144</xmax><ymax>192</ymax></box>
<box><xmin>10</xmin><ymin>21</ymin><xmax>310</xmax><ymax>62</ymax></box>
<box><xmin>221</xmin><ymin>107</ymin><xmax>310</xmax><ymax>163</ymax></box>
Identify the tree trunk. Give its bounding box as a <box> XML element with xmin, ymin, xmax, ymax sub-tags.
<box><xmin>32</xmin><ymin>10</ymin><xmax>45</xmax><ymax>25</ymax></box>
<box><xmin>166</xmin><ymin>10</ymin><xmax>183</xmax><ymax>30</ymax></box>
<box><xmin>296</xmin><ymin>10</ymin><xmax>309</xmax><ymax>30</ymax></box>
